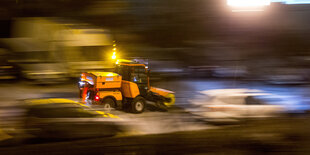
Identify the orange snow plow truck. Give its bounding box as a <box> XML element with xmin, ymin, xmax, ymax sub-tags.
<box><xmin>79</xmin><ymin>62</ymin><xmax>175</xmax><ymax>113</ymax></box>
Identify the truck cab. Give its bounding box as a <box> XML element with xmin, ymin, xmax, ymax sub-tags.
<box><xmin>115</xmin><ymin>62</ymin><xmax>175</xmax><ymax>110</ymax></box>
<box><xmin>114</xmin><ymin>63</ymin><xmax>149</xmax><ymax>97</ymax></box>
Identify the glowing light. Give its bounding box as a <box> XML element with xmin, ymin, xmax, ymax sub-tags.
<box><xmin>227</xmin><ymin>0</ymin><xmax>270</xmax><ymax>6</ymax></box>
<box><xmin>112</xmin><ymin>52</ymin><xmax>116</xmax><ymax>60</ymax></box>
<box><xmin>113</xmin><ymin>48</ymin><xmax>117</xmax><ymax>51</ymax></box>
<box><xmin>232</xmin><ymin>9</ymin><xmax>264</xmax><ymax>12</ymax></box>
<box><xmin>115</xmin><ymin>60</ymin><xmax>119</xmax><ymax>64</ymax></box>
<box><xmin>107</xmin><ymin>73</ymin><xmax>115</xmax><ymax>76</ymax></box>
<box><xmin>95</xmin><ymin>95</ymin><xmax>100</xmax><ymax>101</ymax></box>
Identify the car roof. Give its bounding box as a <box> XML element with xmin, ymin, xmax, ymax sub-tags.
<box><xmin>25</xmin><ymin>98</ymin><xmax>86</xmax><ymax>107</ymax></box>
<box><xmin>200</xmin><ymin>89</ymin><xmax>272</xmax><ymax>97</ymax></box>
<box><xmin>25</xmin><ymin>98</ymin><xmax>121</xmax><ymax>119</ymax></box>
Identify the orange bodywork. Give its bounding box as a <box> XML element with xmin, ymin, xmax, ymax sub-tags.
<box><xmin>80</xmin><ymin>72</ymin><xmax>123</xmax><ymax>102</ymax></box>
<box><xmin>150</xmin><ymin>87</ymin><xmax>174</xmax><ymax>97</ymax></box>
<box><xmin>98</xmin><ymin>91</ymin><xmax>122</xmax><ymax>101</ymax></box>
<box><xmin>121</xmin><ymin>81</ymin><xmax>140</xmax><ymax>98</ymax></box>
<box><xmin>81</xmin><ymin>72</ymin><xmax>122</xmax><ymax>89</ymax></box>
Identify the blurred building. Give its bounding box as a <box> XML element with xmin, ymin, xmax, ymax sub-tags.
<box><xmin>1</xmin><ymin>17</ymin><xmax>116</xmax><ymax>81</ymax></box>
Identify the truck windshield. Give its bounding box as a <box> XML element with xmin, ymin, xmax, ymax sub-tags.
<box><xmin>130</xmin><ymin>66</ymin><xmax>147</xmax><ymax>84</ymax></box>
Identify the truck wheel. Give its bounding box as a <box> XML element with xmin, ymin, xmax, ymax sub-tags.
<box><xmin>102</xmin><ymin>98</ymin><xmax>115</xmax><ymax>111</ymax></box>
<box><xmin>131</xmin><ymin>96</ymin><xmax>146</xmax><ymax>114</ymax></box>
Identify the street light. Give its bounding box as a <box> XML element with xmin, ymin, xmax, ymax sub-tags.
<box><xmin>227</xmin><ymin>0</ymin><xmax>270</xmax><ymax>7</ymax></box>
<box><xmin>112</xmin><ymin>52</ymin><xmax>116</xmax><ymax>60</ymax></box>
<box><xmin>227</xmin><ymin>0</ymin><xmax>270</xmax><ymax>12</ymax></box>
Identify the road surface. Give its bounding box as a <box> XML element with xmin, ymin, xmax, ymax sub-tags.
<box><xmin>0</xmin><ymin>79</ymin><xmax>310</xmax><ymax>154</ymax></box>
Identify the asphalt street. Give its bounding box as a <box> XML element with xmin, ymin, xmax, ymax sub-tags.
<box><xmin>0</xmin><ymin>79</ymin><xmax>310</xmax><ymax>154</ymax></box>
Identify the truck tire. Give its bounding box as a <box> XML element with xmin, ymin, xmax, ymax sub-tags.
<box><xmin>131</xmin><ymin>96</ymin><xmax>146</xmax><ymax>113</ymax></box>
<box><xmin>102</xmin><ymin>98</ymin><xmax>115</xmax><ymax>111</ymax></box>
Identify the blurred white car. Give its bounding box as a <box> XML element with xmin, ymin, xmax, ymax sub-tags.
<box><xmin>188</xmin><ymin>89</ymin><xmax>285</xmax><ymax>123</ymax></box>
